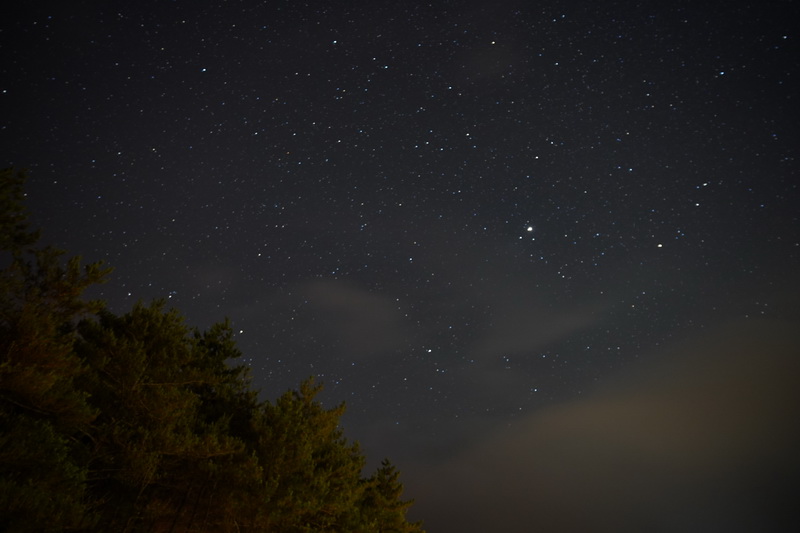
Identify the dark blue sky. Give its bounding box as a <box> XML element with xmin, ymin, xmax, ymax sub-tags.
<box><xmin>4</xmin><ymin>1</ymin><xmax>799</xmax><ymax>530</ymax></box>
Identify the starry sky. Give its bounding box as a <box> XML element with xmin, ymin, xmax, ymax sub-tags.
<box><xmin>3</xmin><ymin>1</ymin><xmax>800</xmax><ymax>531</ymax></box>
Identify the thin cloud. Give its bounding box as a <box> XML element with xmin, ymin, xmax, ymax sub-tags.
<box><xmin>406</xmin><ymin>319</ymin><xmax>800</xmax><ymax>532</ymax></box>
<box><xmin>301</xmin><ymin>280</ymin><xmax>406</xmax><ymax>359</ymax></box>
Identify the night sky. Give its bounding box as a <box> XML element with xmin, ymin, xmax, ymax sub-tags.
<box><xmin>4</xmin><ymin>1</ymin><xmax>800</xmax><ymax>531</ymax></box>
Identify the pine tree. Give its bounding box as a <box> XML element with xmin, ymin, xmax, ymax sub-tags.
<box><xmin>246</xmin><ymin>378</ymin><xmax>367</xmax><ymax>532</ymax></box>
<box><xmin>74</xmin><ymin>302</ymin><xmax>255</xmax><ymax>531</ymax></box>
<box><xmin>0</xmin><ymin>168</ymin><xmax>109</xmax><ymax>426</ymax></box>
<box><xmin>1</xmin><ymin>168</ymin><xmax>109</xmax><ymax>531</ymax></box>
<box><xmin>359</xmin><ymin>459</ymin><xmax>425</xmax><ymax>532</ymax></box>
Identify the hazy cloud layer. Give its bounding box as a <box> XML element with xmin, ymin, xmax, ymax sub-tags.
<box><xmin>406</xmin><ymin>319</ymin><xmax>800</xmax><ymax>532</ymax></box>
<box><xmin>301</xmin><ymin>280</ymin><xmax>407</xmax><ymax>359</ymax></box>
<box><xmin>472</xmin><ymin>298</ymin><xmax>605</xmax><ymax>359</ymax></box>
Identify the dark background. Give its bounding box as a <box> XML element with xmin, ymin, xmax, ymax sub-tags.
<box><xmin>3</xmin><ymin>1</ymin><xmax>799</xmax><ymax>530</ymax></box>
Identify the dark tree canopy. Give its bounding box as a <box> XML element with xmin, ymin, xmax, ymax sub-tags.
<box><xmin>0</xmin><ymin>168</ymin><xmax>424</xmax><ymax>532</ymax></box>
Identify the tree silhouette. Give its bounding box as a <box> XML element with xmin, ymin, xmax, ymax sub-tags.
<box><xmin>0</xmin><ymin>168</ymin><xmax>424</xmax><ymax>532</ymax></box>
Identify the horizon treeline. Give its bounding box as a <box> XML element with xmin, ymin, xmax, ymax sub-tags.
<box><xmin>0</xmin><ymin>168</ymin><xmax>425</xmax><ymax>532</ymax></box>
